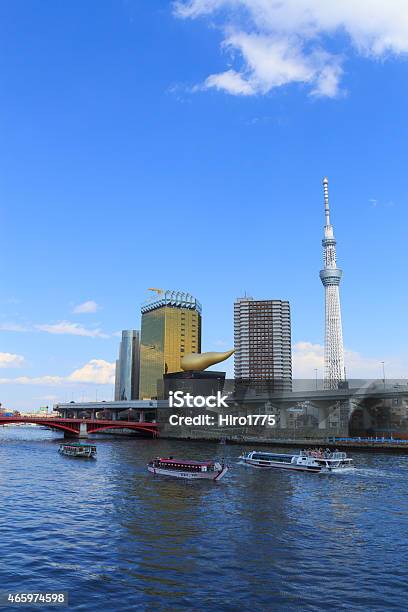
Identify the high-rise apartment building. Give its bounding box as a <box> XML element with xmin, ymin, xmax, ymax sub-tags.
<box><xmin>234</xmin><ymin>297</ymin><xmax>292</xmax><ymax>391</ymax></box>
<box><xmin>139</xmin><ymin>290</ymin><xmax>202</xmax><ymax>399</ymax></box>
<box><xmin>114</xmin><ymin>330</ymin><xmax>140</xmax><ymax>401</ymax></box>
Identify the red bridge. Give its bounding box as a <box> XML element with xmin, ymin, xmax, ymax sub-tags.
<box><xmin>0</xmin><ymin>416</ymin><xmax>159</xmax><ymax>437</ymax></box>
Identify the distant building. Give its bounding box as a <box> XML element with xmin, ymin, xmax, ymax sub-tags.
<box><xmin>114</xmin><ymin>359</ymin><xmax>121</xmax><ymax>400</ymax></box>
<box><xmin>139</xmin><ymin>290</ymin><xmax>202</xmax><ymax>399</ymax></box>
<box><xmin>114</xmin><ymin>330</ymin><xmax>140</xmax><ymax>401</ymax></box>
<box><xmin>234</xmin><ymin>297</ymin><xmax>292</xmax><ymax>392</ymax></box>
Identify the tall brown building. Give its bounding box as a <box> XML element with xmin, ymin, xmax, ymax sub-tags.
<box><xmin>234</xmin><ymin>297</ymin><xmax>292</xmax><ymax>391</ymax></box>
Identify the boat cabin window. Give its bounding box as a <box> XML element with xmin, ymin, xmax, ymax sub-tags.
<box><xmin>252</xmin><ymin>453</ymin><xmax>293</xmax><ymax>464</ymax></box>
<box><xmin>157</xmin><ymin>460</ymin><xmax>211</xmax><ymax>472</ymax></box>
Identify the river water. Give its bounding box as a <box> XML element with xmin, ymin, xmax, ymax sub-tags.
<box><xmin>0</xmin><ymin>426</ymin><xmax>407</xmax><ymax>611</ymax></box>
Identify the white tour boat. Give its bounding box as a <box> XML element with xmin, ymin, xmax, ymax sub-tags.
<box><xmin>58</xmin><ymin>442</ymin><xmax>97</xmax><ymax>458</ymax></box>
<box><xmin>240</xmin><ymin>449</ymin><xmax>354</xmax><ymax>473</ymax></box>
<box><xmin>148</xmin><ymin>457</ymin><xmax>228</xmax><ymax>480</ymax></box>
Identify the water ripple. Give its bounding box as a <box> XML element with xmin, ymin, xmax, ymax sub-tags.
<box><xmin>1</xmin><ymin>427</ymin><xmax>407</xmax><ymax>610</ymax></box>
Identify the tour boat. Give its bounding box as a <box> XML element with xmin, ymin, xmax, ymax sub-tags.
<box><xmin>58</xmin><ymin>443</ymin><xmax>97</xmax><ymax>458</ymax></box>
<box><xmin>147</xmin><ymin>457</ymin><xmax>228</xmax><ymax>480</ymax></box>
<box><xmin>240</xmin><ymin>450</ymin><xmax>354</xmax><ymax>473</ymax></box>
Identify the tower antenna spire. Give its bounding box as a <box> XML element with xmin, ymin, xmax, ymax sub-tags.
<box><xmin>323</xmin><ymin>176</ymin><xmax>330</xmax><ymax>226</ymax></box>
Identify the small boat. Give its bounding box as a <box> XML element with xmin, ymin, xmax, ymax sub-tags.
<box><xmin>147</xmin><ymin>457</ymin><xmax>228</xmax><ymax>480</ymax></box>
<box><xmin>240</xmin><ymin>450</ymin><xmax>354</xmax><ymax>473</ymax></box>
<box><xmin>58</xmin><ymin>442</ymin><xmax>97</xmax><ymax>458</ymax></box>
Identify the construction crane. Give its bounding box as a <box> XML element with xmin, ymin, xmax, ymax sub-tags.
<box><xmin>148</xmin><ymin>288</ymin><xmax>164</xmax><ymax>295</ymax></box>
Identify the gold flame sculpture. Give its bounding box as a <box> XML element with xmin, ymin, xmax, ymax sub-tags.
<box><xmin>181</xmin><ymin>349</ymin><xmax>235</xmax><ymax>371</ymax></box>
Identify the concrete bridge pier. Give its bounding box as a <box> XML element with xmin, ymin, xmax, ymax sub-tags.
<box><xmin>318</xmin><ymin>405</ymin><xmax>330</xmax><ymax>430</ymax></box>
<box><xmin>277</xmin><ymin>406</ymin><xmax>287</xmax><ymax>428</ymax></box>
<box><xmin>316</xmin><ymin>399</ymin><xmax>353</xmax><ymax>436</ymax></box>
<box><xmin>79</xmin><ymin>422</ymin><xmax>88</xmax><ymax>438</ymax></box>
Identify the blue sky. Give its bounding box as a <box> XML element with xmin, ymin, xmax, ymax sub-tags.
<box><xmin>1</xmin><ymin>0</ymin><xmax>408</xmax><ymax>410</ymax></box>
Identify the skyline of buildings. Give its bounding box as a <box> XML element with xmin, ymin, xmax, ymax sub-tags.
<box><xmin>113</xmin><ymin>292</ymin><xmax>294</xmax><ymax>401</ymax></box>
<box><xmin>112</xmin><ymin>177</ymin><xmax>346</xmax><ymax>399</ymax></box>
<box><xmin>114</xmin><ymin>292</ymin><xmax>294</xmax><ymax>401</ymax></box>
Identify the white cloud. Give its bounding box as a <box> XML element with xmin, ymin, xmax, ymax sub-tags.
<box><xmin>0</xmin><ymin>375</ymin><xmax>63</xmax><ymax>386</ymax></box>
<box><xmin>73</xmin><ymin>300</ymin><xmax>100</xmax><ymax>314</ymax></box>
<box><xmin>204</xmin><ymin>68</ymin><xmax>256</xmax><ymax>95</ymax></box>
<box><xmin>0</xmin><ymin>323</ymin><xmax>30</xmax><ymax>332</ymax></box>
<box><xmin>1</xmin><ymin>319</ymin><xmax>108</xmax><ymax>338</ymax></box>
<box><xmin>67</xmin><ymin>359</ymin><xmax>115</xmax><ymax>385</ymax></box>
<box><xmin>292</xmin><ymin>341</ymin><xmax>324</xmax><ymax>377</ymax></box>
<box><xmin>174</xmin><ymin>0</ymin><xmax>408</xmax><ymax>97</ymax></box>
<box><xmin>0</xmin><ymin>352</ymin><xmax>25</xmax><ymax>369</ymax></box>
<box><xmin>293</xmin><ymin>341</ymin><xmax>408</xmax><ymax>379</ymax></box>
<box><xmin>0</xmin><ymin>359</ymin><xmax>115</xmax><ymax>386</ymax></box>
<box><xmin>35</xmin><ymin>321</ymin><xmax>108</xmax><ymax>338</ymax></box>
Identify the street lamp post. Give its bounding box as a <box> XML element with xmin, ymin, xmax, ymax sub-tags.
<box><xmin>381</xmin><ymin>361</ymin><xmax>386</xmax><ymax>390</ymax></box>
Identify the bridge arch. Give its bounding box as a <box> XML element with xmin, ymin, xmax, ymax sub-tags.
<box><xmin>86</xmin><ymin>422</ymin><xmax>158</xmax><ymax>436</ymax></box>
<box><xmin>0</xmin><ymin>416</ymin><xmax>159</xmax><ymax>437</ymax></box>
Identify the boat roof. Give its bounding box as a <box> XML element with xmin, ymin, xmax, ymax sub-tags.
<box><xmin>60</xmin><ymin>442</ymin><xmax>96</xmax><ymax>447</ymax></box>
<box><xmin>251</xmin><ymin>451</ymin><xmax>294</xmax><ymax>458</ymax></box>
<box><xmin>315</xmin><ymin>456</ymin><xmax>351</xmax><ymax>461</ymax></box>
<box><xmin>157</xmin><ymin>457</ymin><xmax>213</xmax><ymax>466</ymax></box>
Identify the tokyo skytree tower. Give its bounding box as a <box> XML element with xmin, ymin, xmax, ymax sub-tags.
<box><xmin>319</xmin><ymin>177</ymin><xmax>345</xmax><ymax>389</ymax></box>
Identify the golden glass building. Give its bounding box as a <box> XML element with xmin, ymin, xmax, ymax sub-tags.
<box><xmin>139</xmin><ymin>290</ymin><xmax>202</xmax><ymax>399</ymax></box>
